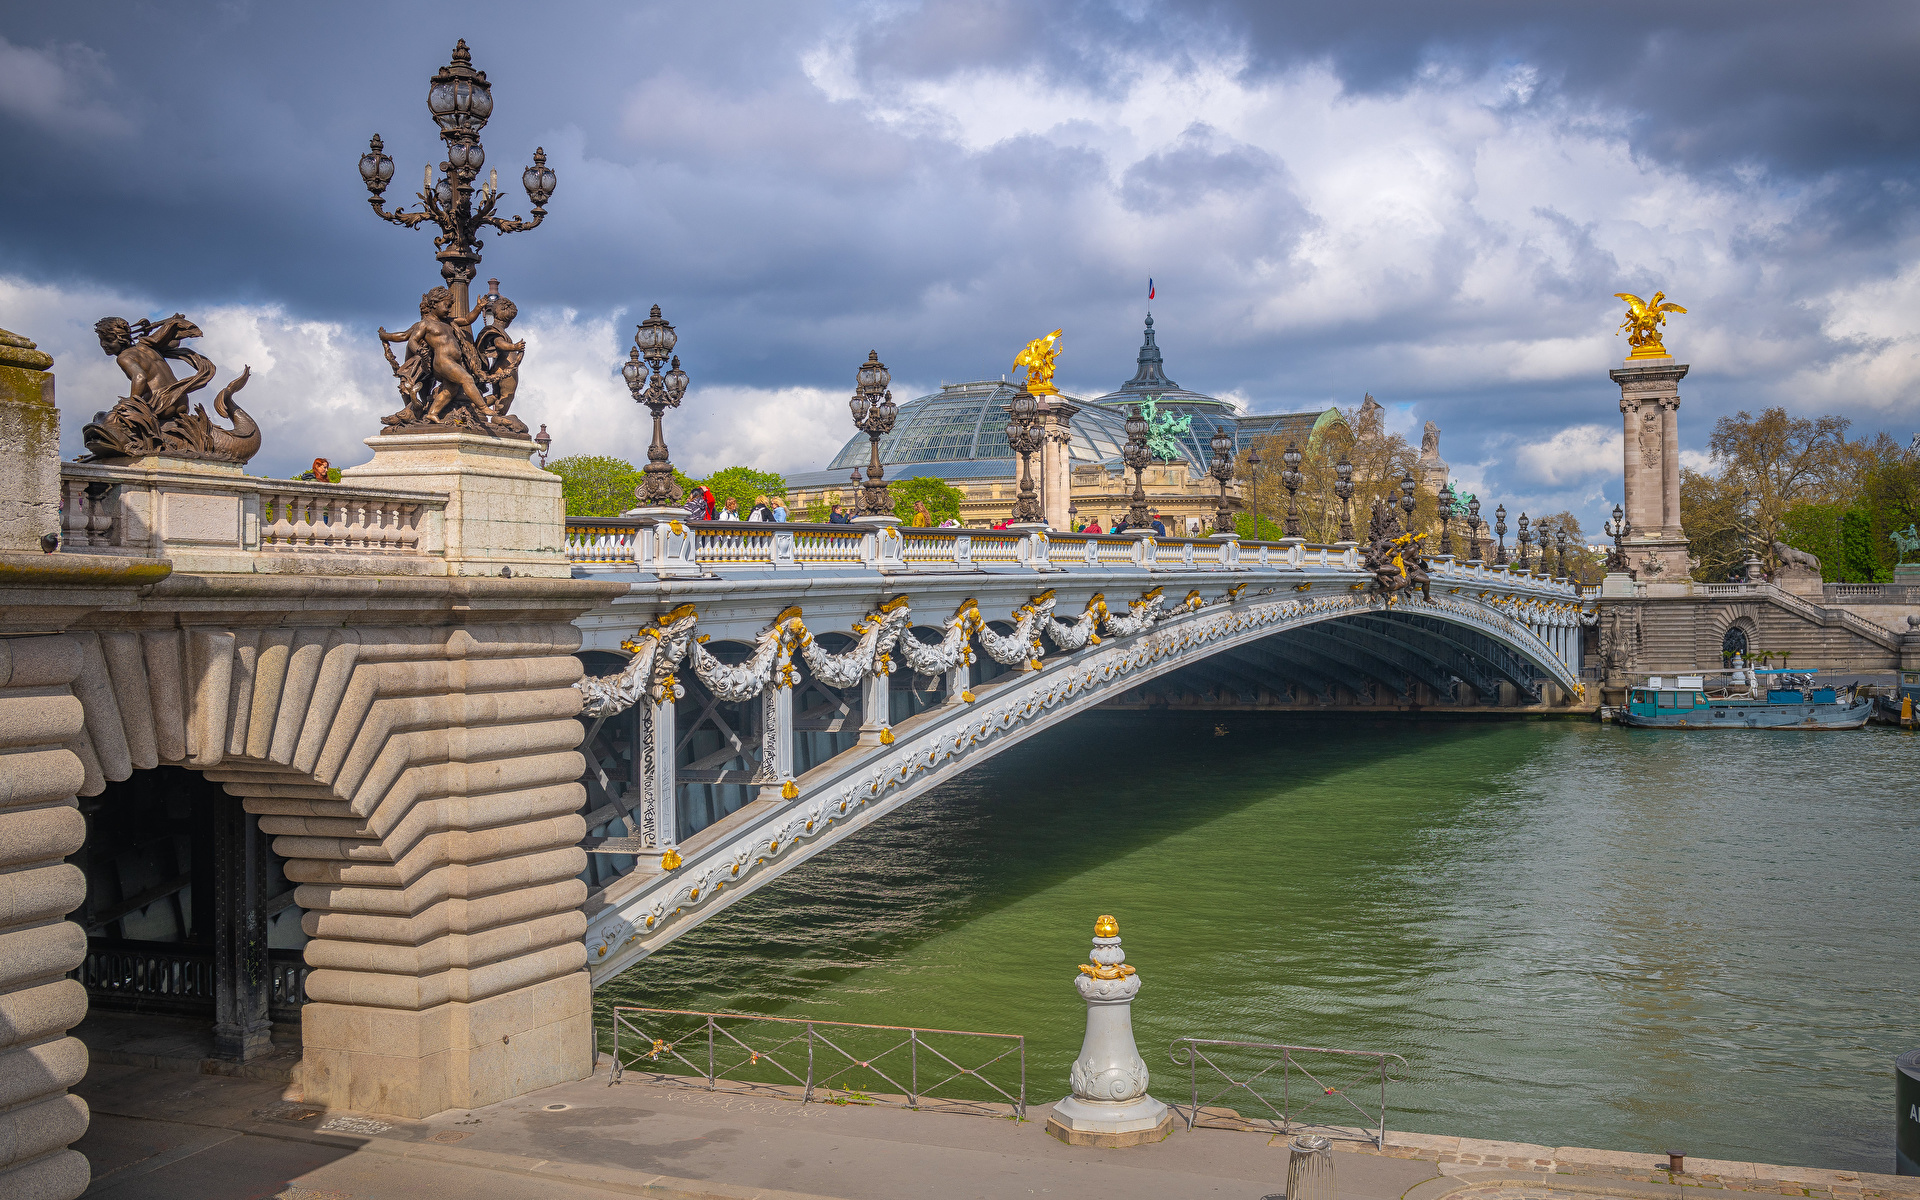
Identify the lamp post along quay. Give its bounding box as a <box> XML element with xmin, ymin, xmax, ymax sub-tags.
<box><xmin>1047</xmin><ymin>915</ymin><xmax>1175</xmax><ymax>1147</ymax></box>
<box><xmin>1208</xmin><ymin>426</ymin><xmax>1237</xmax><ymax>537</ymax></box>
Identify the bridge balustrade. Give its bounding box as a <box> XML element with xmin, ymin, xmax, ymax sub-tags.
<box><xmin>59</xmin><ymin>461</ymin><xmax>448</xmax><ymax>570</ymax></box>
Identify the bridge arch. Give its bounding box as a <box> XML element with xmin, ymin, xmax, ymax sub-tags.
<box><xmin>577</xmin><ymin>581</ymin><xmax>1588</xmax><ymax>984</ymax></box>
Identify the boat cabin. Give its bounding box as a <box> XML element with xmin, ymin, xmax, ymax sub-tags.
<box><xmin>1627</xmin><ymin>674</ymin><xmax>1708</xmax><ymax>718</ymax></box>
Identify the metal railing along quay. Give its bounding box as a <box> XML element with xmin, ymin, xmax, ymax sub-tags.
<box><xmin>1168</xmin><ymin>1037</ymin><xmax>1409</xmax><ymax>1148</ymax></box>
<box><xmin>608</xmin><ymin>1006</ymin><xmax>1026</xmax><ymax>1119</ymax></box>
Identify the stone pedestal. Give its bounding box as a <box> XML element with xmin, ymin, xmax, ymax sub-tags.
<box><xmin>341</xmin><ymin>432</ymin><xmax>568</xmax><ymax>577</ymax></box>
<box><xmin>1896</xmin><ymin>564</ymin><xmax>1920</xmax><ymax>586</ymax></box>
<box><xmin>0</xmin><ymin>328</ymin><xmax>59</xmax><ymax>553</ymax></box>
<box><xmin>1046</xmin><ymin>916</ymin><xmax>1173</xmax><ymax>1148</ymax></box>
<box><xmin>1610</xmin><ymin>357</ymin><xmax>1692</xmax><ymax>582</ymax></box>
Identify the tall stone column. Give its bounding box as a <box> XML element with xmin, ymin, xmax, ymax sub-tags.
<box><xmin>1609</xmin><ymin>358</ymin><xmax>1692</xmax><ymax>592</ymax></box>
<box><xmin>1040</xmin><ymin>397</ymin><xmax>1079</xmax><ymax>531</ymax></box>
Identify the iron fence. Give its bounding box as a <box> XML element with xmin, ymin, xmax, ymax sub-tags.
<box><xmin>1168</xmin><ymin>1037</ymin><xmax>1408</xmax><ymax>1147</ymax></box>
<box><xmin>608</xmin><ymin>1006</ymin><xmax>1025</xmax><ymax>1119</ymax></box>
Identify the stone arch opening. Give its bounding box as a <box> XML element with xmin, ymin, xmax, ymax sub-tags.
<box><xmin>1721</xmin><ymin>621</ymin><xmax>1752</xmax><ymax>662</ymax></box>
<box><xmin>17</xmin><ymin>620</ymin><xmax>598</xmax><ymax>1121</ymax></box>
<box><xmin>69</xmin><ymin>765</ymin><xmax>308</xmax><ymax>1063</ymax></box>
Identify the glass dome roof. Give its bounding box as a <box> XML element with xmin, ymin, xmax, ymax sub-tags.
<box><xmin>823</xmin><ymin>379</ymin><xmax>1204</xmax><ymax>474</ymax></box>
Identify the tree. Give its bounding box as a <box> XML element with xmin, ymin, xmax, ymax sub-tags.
<box><xmin>547</xmin><ymin>455</ymin><xmax>641</xmax><ymax>517</ymax></box>
<box><xmin>890</xmin><ymin>476</ymin><xmax>964</xmax><ymax>524</ymax></box>
<box><xmin>803</xmin><ymin>490</ymin><xmax>844</xmax><ymax>524</ymax></box>
<box><xmin>1237</xmin><ymin>397</ymin><xmax>1431</xmax><ymax>544</ymax></box>
<box><xmin>700</xmin><ymin>467</ymin><xmax>787</xmax><ymax>515</ymax></box>
<box><xmin>1705</xmin><ymin>407</ymin><xmax>1853</xmax><ymax>572</ymax></box>
<box><xmin>1680</xmin><ymin>468</ymin><xmax>1750</xmax><ymax>582</ymax></box>
<box><xmin>1538</xmin><ymin>511</ymin><xmax>1606</xmax><ymax>585</ymax></box>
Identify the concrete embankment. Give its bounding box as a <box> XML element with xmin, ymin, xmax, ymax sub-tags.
<box><xmin>71</xmin><ymin>1057</ymin><xmax>1920</xmax><ymax>1200</ymax></box>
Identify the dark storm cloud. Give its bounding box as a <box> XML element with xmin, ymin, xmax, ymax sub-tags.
<box><xmin>0</xmin><ymin>1</ymin><xmax>1915</xmax><ymax>528</ymax></box>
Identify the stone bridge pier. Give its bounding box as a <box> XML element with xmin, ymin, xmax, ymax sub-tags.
<box><xmin>0</xmin><ymin>331</ymin><xmax>620</xmax><ymax>1198</ymax></box>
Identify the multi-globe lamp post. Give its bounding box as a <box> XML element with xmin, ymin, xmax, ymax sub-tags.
<box><xmin>1494</xmin><ymin>504</ymin><xmax>1509</xmax><ymax>565</ymax></box>
<box><xmin>1467</xmin><ymin>495</ymin><xmax>1483</xmax><ymax>561</ymax></box>
<box><xmin>1437</xmin><ymin>481</ymin><xmax>1456</xmax><ymax>556</ymax></box>
<box><xmin>1208</xmin><ymin>427</ymin><xmax>1238</xmax><ymax>535</ymax></box>
<box><xmin>849</xmin><ymin>352</ymin><xmax>898</xmax><ymax>518</ymax></box>
<box><xmin>1604</xmin><ymin>503</ymin><xmax>1631</xmax><ymax>572</ymax></box>
<box><xmin>1398</xmin><ymin>472</ymin><xmax>1417</xmax><ymax>533</ymax></box>
<box><xmin>1516</xmin><ymin>512</ymin><xmax>1533</xmax><ymax>571</ymax></box>
<box><xmin>1005</xmin><ymin>386</ymin><xmax>1047</xmax><ymax>525</ymax></box>
<box><xmin>1333</xmin><ymin>456</ymin><xmax>1355</xmax><ymax>543</ymax></box>
<box><xmin>1122</xmin><ymin>406</ymin><xmax>1153</xmax><ymax>530</ymax></box>
<box><xmin>621</xmin><ymin>306</ymin><xmax>690</xmax><ymax>509</ymax></box>
<box><xmin>1281</xmin><ymin>441</ymin><xmax>1305</xmax><ymax>538</ymax></box>
<box><xmin>1556</xmin><ymin>527</ymin><xmax>1572</xmax><ymax>582</ymax></box>
<box><xmin>357</xmin><ymin>40</ymin><xmax>556</xmax><ymax>315</ymax></box>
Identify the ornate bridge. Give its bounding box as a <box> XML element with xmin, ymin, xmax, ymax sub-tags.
<box><xmin>561</xmin><ymin>518</ymin><xmax>1593</xmax><ymax>985</ymax></box>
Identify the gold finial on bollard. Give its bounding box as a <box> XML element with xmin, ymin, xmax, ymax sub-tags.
<box><xmin>1094</xmin><ymin>914</ymin><xmax>1118</xmax><ymax>937</ymax></box>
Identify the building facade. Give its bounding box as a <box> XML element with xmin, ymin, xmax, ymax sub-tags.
<box><xmin>787</xmin><ymin>316</ymin><xmax>1346</xmax><ymax>531</ymax></box>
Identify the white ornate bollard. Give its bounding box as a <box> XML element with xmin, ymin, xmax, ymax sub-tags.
<box><xmin>1046</xmin><ymin>914</ymin><xmax>1175</xmax><ymax>1146</ymax></box>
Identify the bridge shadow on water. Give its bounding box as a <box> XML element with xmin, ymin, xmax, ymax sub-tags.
<box><xmin>594</xmin><ymin>711</ymin><xmax>1538</xmax><ymax>1023</ymax></box>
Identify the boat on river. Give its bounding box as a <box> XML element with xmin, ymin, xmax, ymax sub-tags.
<box><xmin>1619</xmin><ymin>668</ymin><xmax>1873</xmax><ymax>730</ymax></box>
<box><xmin>1872</xmin><ymin>669</ymin><xmax>1920</xmax><ymax>726</ymax></box>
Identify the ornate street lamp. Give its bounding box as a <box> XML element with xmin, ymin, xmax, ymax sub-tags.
<box><xmin>1333</xmin><ymin>456</ymin><xmax>1355</xmax><ymax>543</ymax></box>
<box><xmin>1122</xmin><ymin>405</ymin><xmax>1152</xmax><ymax>530</ymax></box>
<box><xmin>533</xmin><ymin>422</ymin><xmax>551</xmax><ymax>468</ymax></box>
<box><xmin>1494</xmin><ymin>504</ymin><xmax>1509</xmax><ymax>565</ymax></box>
<box><xmin>1604</xmin><ymin>503</ymin><xmax>1631</xmax><ymax>572</ymax></box>
<box><xmin>1437</xmin><ymin>481</ymin><xmax>1455</xmax><ymax>556</ymax></box>
<box><xmin>848</xmin><ymin>351</ymin><xmax>897</xmax><ymax>517</ymax></box>
<box><xmin>1555</xmin><ymin>527</ymin><xmax>1572</xmax><ymax>581</ymax></box>
<box><xmin>1005</xmin><ymin>385</ymin><xmax>1046</xmax><ymax>524</ymax></box>
<box><xmin>1246</xmin><ymin>447</ymin><xmax>1262</xmax><ymax>537</ymax></box>
<box><xmin>1516</xmin><ymin>512</ymin><xmax>1532</xmax><ymax>570</ymax></box>
<box><xmin>1398</xmin><ymin>471</ymin><xmax>1417</xmax><ymax>533</ymax></box>
<box><xmin>1281</xmin><ymin>441</ymin><xmax>1305</xmax><ymax>538</ymax></box>
<box><xmin>1208</xmin><ymin>427</ymin><xmax>1237</xmax><ymax>535</ymax></box>
<box><xmin>359</xmin><ymin>40</ymin><xmax>555</xmax><ymax>315</ymax></box>
<box><xmin>1536</xmin><ymin>518</ymin><xmax>1554</xmax><ymax>575</ymax></box>
<box><xmin>1467</xmin><ymin>495</ymin><xmax>1483</xmax><ymax>561</ymax></box>
<box><xmin>621</xmin><ymin>305</ymin><xmax>689</xmax><ymax>509</ymax></box>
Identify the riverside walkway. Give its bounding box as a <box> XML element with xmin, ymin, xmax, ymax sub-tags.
<box><xmin>73</xmin><ymin>1057</ymin><xmax>1916</xmax><ymax>1200</ymax></box>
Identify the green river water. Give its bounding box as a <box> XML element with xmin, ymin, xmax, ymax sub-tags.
<box><xmin>595</xmin><ymin>713</ymin><xmax>1920</xmax><ymax>1173</ymax></box>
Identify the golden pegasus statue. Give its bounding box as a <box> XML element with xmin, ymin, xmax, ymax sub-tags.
<box><xmin>1012</xmin><ymin>329</ymin><xmax>1063</xmax><ymax>395</ymax></box>
<box><xmin>1614</xmin><ymin>290</ymin><xmax>1687</xmax><ymax>359</ymax></box>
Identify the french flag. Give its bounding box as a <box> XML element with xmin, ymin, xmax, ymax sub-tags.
<box><xmin>1148</xmin><ymin>278</ymin><xmax>1155</xmax><ymax>300</ymax></box>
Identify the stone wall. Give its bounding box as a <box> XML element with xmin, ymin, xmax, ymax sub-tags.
<box><xmin>1598</xmin><ymin>590</ymin><xmax>1915</xmax><ymax>678</ymax></box>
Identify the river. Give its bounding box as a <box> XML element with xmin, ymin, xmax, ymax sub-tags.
<box><xmin>594</xmin><ymin>712</ymin><xmax>1920</xmax><ymax>1173</ymax></box>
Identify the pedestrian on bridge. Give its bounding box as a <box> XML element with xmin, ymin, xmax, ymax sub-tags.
<box><xmin>685</xmin><ymin>485</ymin><xmax>715</xmax><ymax>521</ymax></box>
<box><xmin>772</xmin><ymin>497</ymin><xmax>789</xmax><ymax>521</ymax></box>
<box><xmin>720</xmin><ymin>496</ymin><xmax>741</xmax><ymax>521</ymax></box>
<box><xmin>748</xmin><ymin>495</ymin><xmax>772</xmax><ymax>521</ymax></box>
<box><xmin>909</xmin><ymin>501</ymin><xmax>932</xmax><ymax>527</ymax></box>
<box><xmin>828</xmin><ymin>504</ymin><xmax>850</xmax><ymax>524</ymax></box>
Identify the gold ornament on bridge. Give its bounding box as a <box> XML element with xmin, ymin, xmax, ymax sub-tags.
<box><xmin>1613</xmin><ymin>291</ymin><xmax>1688</xmax><ymax>359</ymax></box>
<box><xmin>1012</xmin><ymin>329</ymin><xmax>1063</xmax><ymax>396</ymax></box>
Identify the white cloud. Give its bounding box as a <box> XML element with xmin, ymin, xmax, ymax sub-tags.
<box><xmin>1512</xmin><ymin>423</ymin><xmax>1621</xmax><ymax>487</ymax></box>
<box><xmin>0</xmin><ymin>276</ymin><xmax>857</xmax><ymax>482</ymax></box>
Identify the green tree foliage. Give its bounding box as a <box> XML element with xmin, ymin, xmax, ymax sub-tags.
<box><xmin>890</xmin><ymin>476</ymin><xmax>964</xmax><ymax>524</ymax></box>
<box><xmin>546</xmin><ymin>455</ymin><xmax>641</xmax><ymax>517</ymax></box>
<box><xmin>699</xmin><ymin>467</ymin><xmax>787</xmax><ymax>516</ymax></box>
<box><xmin>1232</xmin><ymin>512</ymin><xmax>1285</xmax><ymax>540</ymax></box>
<box><xmin>1680</xmin><ymin>468</ymin><xmax>1750</xmax><ymax>582</ymax></box>
<box><xmin>803</xmin><ymin>490</ymin><xmax>844</xmax><ymax>524</ymax></box>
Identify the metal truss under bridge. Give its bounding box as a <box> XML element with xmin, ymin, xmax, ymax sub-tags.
<box><xmin>563</xmin><ymin>519</ymin><xmax>1596</xmax><ymax>985</ymax></box>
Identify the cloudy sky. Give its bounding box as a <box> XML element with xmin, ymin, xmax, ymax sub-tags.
<box><xmin>4</xmin><ymin>1</ymin><xmax>1917</xmax><ymax>531</ymax></box>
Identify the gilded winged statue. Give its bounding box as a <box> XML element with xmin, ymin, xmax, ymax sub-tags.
<box><xmin>1614</xmin><ymin>291</ymin><xmax>1687</xmax><ymax>358</ymax></box>
<box><xmin>1012</xmin><ymin>329</ymin><xmax>1063</xmax><ymax>395</ymax></box>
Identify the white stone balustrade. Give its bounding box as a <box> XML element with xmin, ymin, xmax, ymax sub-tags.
<box><xmin>60</xmin><ymin>460</ymin><xmax>447</xmax><ymax>575</ymax></box>
<box><xmin>562</xmin><ymin>516</ymin><xmax>1586</xmax><ymax>601</ymax></box>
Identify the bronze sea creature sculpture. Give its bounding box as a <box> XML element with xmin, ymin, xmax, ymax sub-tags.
<box><xmin>83</xmin><ymin>314</ymin><xmax>258</xmax><ymax>464</ymax></box>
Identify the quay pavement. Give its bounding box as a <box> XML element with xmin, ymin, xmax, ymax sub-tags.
<box><xmin>70</xmin><ymin>1058</ymin><xmax>1920</xmax><ymax>1200</ymax></box>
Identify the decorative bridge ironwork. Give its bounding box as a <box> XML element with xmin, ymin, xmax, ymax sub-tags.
<box><xmin>564</xmin><ymin>518</ymin><xmax>1594</xmax><ymax>985</ymax></box>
